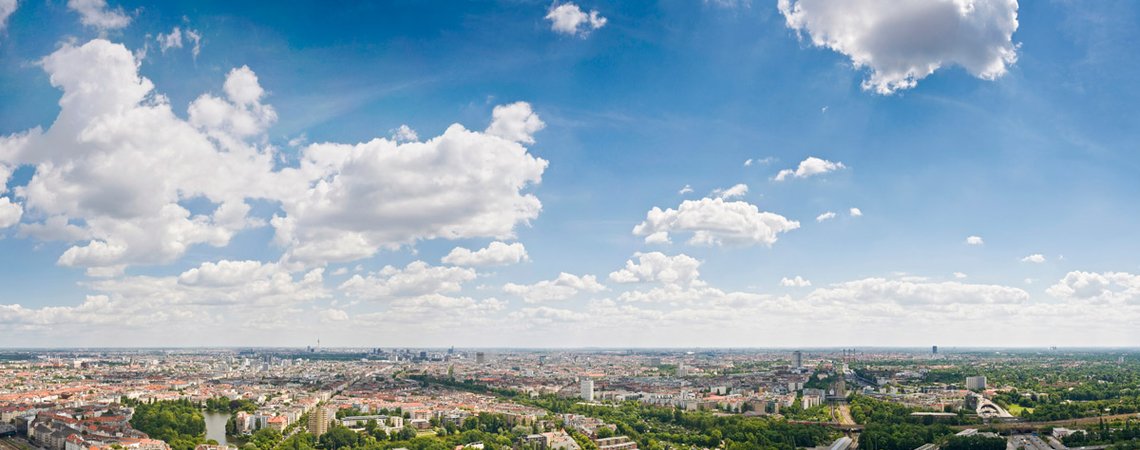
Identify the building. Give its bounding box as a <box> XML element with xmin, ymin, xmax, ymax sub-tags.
<box><xmin>932</xmin><ymin>345</ymin><xmax>938</xmax><ymax>355</ymax></box>
<box><xmin>581</xmin><ymin>379</ymin><xmax>594</xmax><ymax>402</ymax></box>
<box><xmin>266</xmin><ymin>416</ymin><xmax>287</xmax><ymax>432</ymax></box>
<box><xmin>802</xmin><ymin>388</ymin><xmax>825</xmax><ymax>409</ymax></box>
<box><xmin>966</xmin><ymin>376</ymin><xmax>987</xmax><ymax>390</ymax></box>
<box><xmin>476</xmin><ymin>352</ymin><xmax>486</xmax><ymax>364</ymax></box>
<box><xmin>307</xmin><ymin>406</ymin><xmax>329</xmax><ymax>437</ymax></box>
<box><xmin>595</xmin><ymin>436</ymin><xmax>638</xmax><ymax>450</ymax></box>
<box><xmin>793</xmin><ymin>351</ymin><xmax>803</xmax><ymax>369</ymax></box>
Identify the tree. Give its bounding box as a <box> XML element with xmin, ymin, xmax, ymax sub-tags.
<box><xmin>318</xmin><ymin>426</ymin><xmax>359</xmax><ymax>450</ymax></box>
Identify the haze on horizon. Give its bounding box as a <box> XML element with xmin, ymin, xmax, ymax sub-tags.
<box><xmin>0</xmin><ymin>0</ymin><xmax>1138</xmax><ymax>348</ymax></box>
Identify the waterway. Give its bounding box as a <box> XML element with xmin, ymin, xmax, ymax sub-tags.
<box><xmin>204</xmin><ymin>411</ymin><xmax>229</xmax><ymax>446</ymax></box>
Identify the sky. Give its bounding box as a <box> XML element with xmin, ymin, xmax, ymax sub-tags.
<box><xmin>0</xmin><ymin>0</ymin><xmax>1138</xmax><ymax>348</ymax></box>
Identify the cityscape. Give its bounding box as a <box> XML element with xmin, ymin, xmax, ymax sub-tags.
<box><xmin>1</xmin><ymin>348</ymin><xmax>1138</xmax><ymax>450</ymax></box>
<box><xmin>2</xmin><ymin>1</ymin><xmax>1139</xmax><ymax>450</ymax></box>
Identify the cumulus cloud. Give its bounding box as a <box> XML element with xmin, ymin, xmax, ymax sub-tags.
<box><xmin>965</xmin><ymin>235</ymin><xmax>984</xmax><ymax>245</ymax></box>
<box><xmin>503</xmin><ymin>272</ymin><xmax>605</xmax><ymax>303</ymax></box>
<box><xmin>3</xmin><ymin>41</ymin><xmax>283</xmax><ymax>271</ymax></box>
<box><xmin>442</xmin><ymin>241</ymin><xmax>529</xmax><ymax>267</ymax></box>
<box><xmin>713</xmin><ymin>183</ymin><xmax>748</xmax><ymax>199</ymax></box>
<box><xmin>1020</xmin><ymin>254</ymin><xmax>1045</xmax><ymax>263</ymax></box>
<box><xmin>849</xmin><ymin>207</ymin><xmax>863</xmax><ymax>217</ymax></box>
<box><xmin>339</xmin><ymin>261</ymin><xmax>477</xmax><ymax>299</ymax></box>
<box><xmin>778</xmin><ymin>0</ymin><xmax>1020</xmax><ymax>94</ymax></box>
<box><xmin>954</xmin><ymin>272</ymin><xmax>968</xmax><ymax>279</ymax></box>
<box><xmin>0</xmin><ymin>197</ymin><xmax>21</xmax><ymax>228</ymax></box>
<box><xmin>0</xmin><ymin>0</ymin><xmax>16</xmax><ymax>31</ymax></box>
<box><xmin>0</xmin><ymin>42</ymin><xmax>547</xmax><ymax>270</ymax></box>
<box><xmin>774</xmin><ymin>156</ymin><xmax>845</xmax><ymax>181</ymax></box>
<box><xmin>67</xmin><ymin>0</ymin><xmax>130</xmax><ymax>30</ymax></box>
<box><xmin>392</xmin><ymin>124</ymin><xmax>418</xmax><ymax>142</ymax></box>
<box><xmin>807</xmin><ymin>277</ymin><xmax>1030</xmax><ymax>306</ymax></box>
<box><xmin>318</xmin><ymin>308</ymin><xmax>349</xmax><ymax>322</ymax></box>
<box><xmin>780</xmin><ymin>276</ymin><xmax>812</xmax><ymax>287</ymax></box>
<box><xmin>1047</xmin><ymin>271</ymin><xmax>1140</xmax><ymax>305</ymax></box>
<box><xmin>0</xmin><ymin>259</ymin><xmax>326</xmax><ymax>332</ymax></box>
<box><xmin>609</xmin><ymin>252</ymin><xmax>703</xmax><ymax>288</ymax></box>
<box><xmin>485</xmin><ymin>101</ymin><xmax>544</xmax><ymax>144</ymax></box>
<box><xmin>816</xmin><ymin>211</ymin><xmax>836</xmax><ymax>222</ymax></box>
<box><xmin>678</xmin><ymin>184</ymin><xmax>693</xmax><ymax>195</ymax></box>
<box><xmin>545</xmin><ymin>3</ymin><xmax>606</xmax><ymax>37</ymax></box>
<box><xmin>632</xmin><ymin>197</ymin><xmax>799</xmax><ymax>247</ymax></box>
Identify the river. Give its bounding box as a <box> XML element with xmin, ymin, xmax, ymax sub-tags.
<box><xmin>203</xmin><ymin>411</ymin><xmax>229</xmax><ymax>446</ymax></box>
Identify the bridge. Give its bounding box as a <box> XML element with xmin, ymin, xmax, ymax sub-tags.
<box><xmin>787</xmin><ymin>420</ymin><xmax>864</xmax><ymax>432</ymax></box>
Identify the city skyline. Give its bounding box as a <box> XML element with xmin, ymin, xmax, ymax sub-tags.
<box><xmin>2</xmin><ymin>0</ymin><xmax>1139</xmax><ymax>347</ymax></box>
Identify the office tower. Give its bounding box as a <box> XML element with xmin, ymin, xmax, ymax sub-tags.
<box><xmin>476</xmin><ymin>352</ymin><xmax>486</xmax><ymax>364</ymax></box>
<box><xmin>793</xmin><ymin>351</ymin><xmax>803</xmax><ymax>369</ymax></box>
<box><xmin>932</xmin><ymin>345</ymin><xmax>938</xmax><ymax>355</ymax></box>
<box><xmin>966</xmin><ymin>376</ymin><xmax>987</xmax><ymax>390</ymax></box>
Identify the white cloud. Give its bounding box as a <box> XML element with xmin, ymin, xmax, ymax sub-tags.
<box><xmin>0</xmin><ymin>197</ymin><xmax>21</xmax><ymax>228</ymax></box>
<box><xmin>392</xmin><ymin>124</ymin><xmax>418</xmax><ymax>142</ymax></box>
<box><xmin>816</xmin><ymin>211</ymin><xmax>836</xmax><ymax>222</ymax></box>
<box><xmin>744</xmin><ymin>158</ymin><xmax>753</xmax><ymax>167</ymax></box>
<box><xmin>507</xmin><ymin>306</ymin><xmax>589</xmax><ymax>325</ymax></box>
<box><xmin>340</xmin><ymin>261</ymin><xmax>476</xmax><ymax>299</ymax></box>
<box><xmin>1</xmin><ymin>259</ymin><xmax>325</xmax><ymax>331</ymax></box>
<box><xmin>849</xmin><ymin>207</ymin><xmax>863</xmax><ymax>217</ymax></box>
<box><xmin>678</xmin><ymin>184</ymin><xmax>693</xmax><ymax>195</ymax></box>
<box><xmin>807</xmin><ymin>277</ymin><xmax>1030</xmax><ymax>306</ymax></box>
<box><xmin>0</xmin><ymin>0</ymin><xmax>17</xmax><ymax>31</ymax></box>
<box><xmin>644</xmin><ymin>231</ymin><xmax>671</xmax><ymax>245</ymax></box>
<box><xmin>156</xmin><ymin>26</ymin><xmax>182</xmax><ymax>52</ymax></box>
<box><xmin>274</xmin><ymin>118</ymin><xmax>548</xmax><ymax>264</ymax></box>
<box><xmin>0</xmin><ymin>43</ymin><xmax>548</xmax><ymax>270</ymax></box>
<box><xmin>318</xmin><ymin>308</ymin><xmax>348</xmax><ymax>322</ymax></box>
<box><xmin>503</xmin><ymin>272</ymin><xmax>605</xmax><ymax>303</ymax></box>
<box><xmin>1047</xmin><ymin>271</ymin><xmax>1140</xmax><ymax>305</ymax></box>
<box><xmin>2</xmin><ymin>41</ymin><xmax>283</xmax><ymax>271</ymax></box>
<box><xmin>633</xmin><ymin>197</ymin><xmax>799</xmax><ymax>246</ymax></box>
<box><xmin>774</xmin><ymin>156</ymin><xmax>845</xmax><ymax>181</ymax></box>
<box><xmin>154</xmin><ymin>26</ymin><xmax>202</xmax><ymax>58</ymax></box>
<box><xmin>67</xmin><ymin>0</ymin><xmax>130</xmax><ymax>30</ymax></box>
<box><xmin>713</xmin><ymin>183</ymin><xmax>748</xmax><ymax>199</ymax></box>
<box><xmin>609</xmin><ymin>252</ymin><xmax>703</xmax><ymax>288</ymax></box>
<box><xmin>965</xmin><ymin>235</ymin><xmax>984</xmax><ymax>245</ymax></box>
<box><xmin>545</xmin><ymin>3</ymin><xmax>607</xmax><ymax>37</ymax></box>
<box><xmin>185</xmin><ymin>29</ymin><xmax>201</xmax><ymax>59</ymax></box>
<box><xmin>442</xmin><ymin>241</ymin><xmax>529</xmax><ymax>267</ymax></box>
<box><xmin>953</xmin><ymin>272</ymin><xmax>967</xmax><ymax>279</ymax></box>
<box><xmin>780</xmin><ymin>276</ymin><xmax>812</xmax><ymax>287</ymax></box>
<box><xmin>778</xmin><ymin>0</ymin><xmax>1019</xmax><ymax>94</ymax></box>
<box><xmin>485</xmin><ymin>101</ymin><xmax>545</xmax><ymax>144</ymax></box>
<box><xmin>1021</xmin><ymin>254</ymin><xmax>1045</xmax><ymax>263</ymax></box>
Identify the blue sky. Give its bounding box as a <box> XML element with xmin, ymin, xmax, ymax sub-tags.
<box><xmin>0</xmin><ymin>0</ymin><xmax>1138</xmax><ymax>347</ymax></box>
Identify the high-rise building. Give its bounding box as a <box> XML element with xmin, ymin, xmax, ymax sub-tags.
<box><xmin>580</xmin><ymin>379</ymin><xmax>594</xmax><ymax>402</ymax></box>
<box><xmin>308</xmin><ymin>406</ymin><xmax>329</xmax><ymax>437</ymax></box>
<box><xmin>793</xmin><ymin>351</ymin><xmax>803</xmax><ymax>369</ymax></box>
<box><xmin>932</xmin><ymin>345</ymin><xmax>938</xmax><ymax>355</ymax></box>
<box><xmin>476</xmin><ymin>352</ymin><xmax>485</xmax><ymax>364</ymax></box>
<box><xmin>966</xmin><ymin>376</ymin><xmax>987</xmax><ymax>390</ymax></box>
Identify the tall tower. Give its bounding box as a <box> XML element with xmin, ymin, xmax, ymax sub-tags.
<box><xmin>932</xmin><ymin>345</ymin><xmax>938</xmax><ymax>355</ymax></box>
<box><xmin>580</xmin><ymin>379</ymin><xmax>594</xmax><ymax>402</ymax></box>
<box><xmin>308</xmin><ymin>406</ymin><xmax>329</xmax><ymax>437</ymax></box>
<box><xmin>793</xmin><ymin>351</ymin><xmax>803</xmax><ymax>369</ymax></box>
